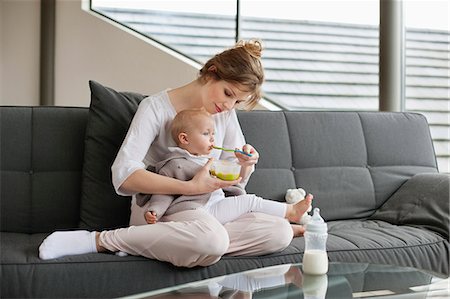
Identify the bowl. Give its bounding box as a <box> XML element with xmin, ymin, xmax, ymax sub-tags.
<box><xmin>210</xmin><ymin>160</ymin><xmax>241</xmax><ymax>181</ymax></box>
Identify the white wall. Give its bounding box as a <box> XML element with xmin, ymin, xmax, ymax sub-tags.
<box><xmin>1</xmin><ymin>0</ymin><xmax>199</xmax><ymax>107</ymax></box>
<box><xmin>1</xmin><ymin>0</ymin><xmax>41</xmax><ymax>106</ymax></box>
<box><xmin>55</xmin><ymin>0</ymin><xmax>200</xmax><ymax>107</ymax></box>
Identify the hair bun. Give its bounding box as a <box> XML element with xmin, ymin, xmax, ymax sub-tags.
<box><xmin>236</xmin><ymin>39</ymin><xmax>263</xmax><ymax>59</ymax></box>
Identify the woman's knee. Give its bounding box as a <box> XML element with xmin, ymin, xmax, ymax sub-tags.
<box><xmin>158</xmin><ymin>210</ymin><xmax>230</xmax><ymax>266</ymax></box>
<box><xmin>262</xmin><ymin>218</ymin><xmax>293</xmax><ymax>252</ymax></box>
<box><xmin>175</xmin><ymin>212</ymin><xmax>230</xmax><ymax>259</ymax></box>
<box><xmin>195</xmin><ymin>220</ymin><xmax>229</xmax><ymax>256</ymax></box>
<box><xmin>178</xmin><ymin>220</ymin><xmax>228</xmax><ymax>267</ymax></box>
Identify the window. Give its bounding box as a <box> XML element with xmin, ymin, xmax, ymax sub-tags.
<box><xmin>90</xmin><ymin>0</ymin><xmax>449</xmax><ymax>172</ymax></box>
<box><xmin>240</xmin><ymin>0</ymin><xmax>379</xmax><ymax>110</ymax></box>
<box><xmin>404</xmin><ymin>1</ymin><xmax>450</xmax><ymax>173</ymax></box>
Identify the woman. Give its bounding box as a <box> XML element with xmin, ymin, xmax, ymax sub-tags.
<box><xmin>39</xmin><ymin>39</ymin><xmax>293</xmax><ymax>267</ymax></box>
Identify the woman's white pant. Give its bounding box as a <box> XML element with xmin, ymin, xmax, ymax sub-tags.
<box><xmin>99</xmin><ymin>199</ymin><xmax>293</xmax><ymax>268</ymax></box>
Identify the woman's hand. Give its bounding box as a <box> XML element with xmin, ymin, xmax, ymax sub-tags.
<box><xmin>186</xmin><ymin>158</ymin><xmax>241</xmax><ymax>195</ymax></box>
<box><xmin>235</xmin><ymin>144</ymin><xmax>259</xmax><ymax>183</ymax></box>
<box><xmin>235</xmin><ymin>144</ymin><xmax>259</xmax><ymax>166</ymax></box>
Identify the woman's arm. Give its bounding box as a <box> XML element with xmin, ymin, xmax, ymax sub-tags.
<box><xmin>121</xmin><ymin>159</ymin><xmax>241</xmax><ymax>196</ymax></box>
<box><xmin>120</xmin><ymin>169</ymin><xmax>191</xmax><ymax>195</ymax></box>
<box><xmin>112</xmin><ymin>96</ymin><xmax>239</xmax><ymax>196</ymax></box>
<box><xmin>111</xmin><ymin>97</ymin><xmax>159</xmax><ymax>196</ymax></box>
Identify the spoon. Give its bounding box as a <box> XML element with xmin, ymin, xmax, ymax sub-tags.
<box><xmin>212</xmin><ymin>146</ymin><xmax>252</xmax><ymax>157</ymax></box>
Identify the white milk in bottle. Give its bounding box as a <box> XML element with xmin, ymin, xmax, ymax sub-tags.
<box><xmin>302</xmin><ymin>208</ymin><xmax>328</xmax><ymax>275</ymax></box>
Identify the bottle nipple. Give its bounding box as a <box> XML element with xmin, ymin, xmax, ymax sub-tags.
<box><xmin>311</xmin><ymin>208</ymin><xmax>324</xmax><ymax>223</ymax></box>
<box><xmin>306</xmin><ymin>208</ymin><xmax>327</xmax><ymax>233</ymax></box>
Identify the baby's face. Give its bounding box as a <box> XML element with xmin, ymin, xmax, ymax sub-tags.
<box><xmin>184</xmin><ymin>116</ymin><xmax>215</xmax><ymax>156</ymax></box>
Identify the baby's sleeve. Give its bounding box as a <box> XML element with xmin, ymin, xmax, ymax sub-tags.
<box><xmin>147</xmin><ymin>194</ymin><xmax>175</xmax><ymax>220</ymax></box>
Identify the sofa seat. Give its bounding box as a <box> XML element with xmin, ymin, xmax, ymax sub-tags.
<box><xmin>2</xmin><ymin>218</ymin><xmax>447</xmax><ymax>298</ymax></box>
<box><xmin>325</xmin><ymin>220</ymin><xmax>447</xmax><ymax>275</ymax></box>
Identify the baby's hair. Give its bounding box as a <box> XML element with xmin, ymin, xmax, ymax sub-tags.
<box><xmin>198</xmin><ymin>39</ymin><xmax>265</xmax><ymax>110</ymax></box>
<box><xmin>171</xmin><ymin>109</ymin><xmax>213</xmax><ymax>145</ymax></box>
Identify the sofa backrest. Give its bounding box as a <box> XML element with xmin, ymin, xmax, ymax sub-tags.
<box><xmin>0</xmin><ymin>107</ymin><xmax>438</xmax><ymax>233</ymax></box>
<box><xmin>1</xmin><ymin>107</ymin><xmax>88</xmax><ymax>233</ymax></box>
<box><xmin>239</xmin><ymin>111</ymin><xmax>438</xmax><ymax>221</ymax></box>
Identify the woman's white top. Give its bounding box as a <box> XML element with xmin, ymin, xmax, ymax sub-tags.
<box><xmin>111</xmin><ymin>90</ymin><xmax>249</xmax><ymax>196</ymax></box>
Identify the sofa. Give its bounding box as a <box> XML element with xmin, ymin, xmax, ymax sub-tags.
<box><xmin>1</xmin><ymin>81</ymin><xmax>449</xmax><ymax>298</ymax></box>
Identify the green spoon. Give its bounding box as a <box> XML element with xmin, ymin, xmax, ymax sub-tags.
<box><xmin>212</xmin><ymin>146</ymin><xmax>252</xmax><ymax>157</ymax></box>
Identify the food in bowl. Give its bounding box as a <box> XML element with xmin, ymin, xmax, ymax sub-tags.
<box><xmin>210</xmin><ymin>160</ymin><xmax>241</xmax><ymax>181</ymax></box>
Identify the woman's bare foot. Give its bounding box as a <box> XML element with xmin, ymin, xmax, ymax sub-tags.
<box><xmin>95</xmin><ymin>232</ymin><xmax>107</xmax><ymax>253</ymax></box>
<box><xmin>286</xmin><ymin>194</ymin><xmax>313</xmax><ymax>223</ymax></box>
<box><xmin>285</xmin><ymin>265</ymin><xmax>303</xmax><ymax>288</ymax></box>
<box><xmin>96</xmin><ymin>232</ymin><xmax>128</xmax><ymax>257</ymax></box>
<box><xmin>291</xmin><ymin>224</ymin><xmax>306</xmax><ymax>237</ymax></box>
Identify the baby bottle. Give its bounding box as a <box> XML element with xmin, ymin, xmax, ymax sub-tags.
<box><xmin>302</xmin><ymin>208</ymin><xmax>328</xmax><ymax>275</ymax></box>
<box><xmin>302</xmin><ymin>274</ymin><xmax>328</xmax><ymax>299</ymax></box>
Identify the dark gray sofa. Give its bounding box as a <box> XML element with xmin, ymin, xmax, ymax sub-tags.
<box><xmin>1</xmin><ymin>82</ymin><xmax>449</xmax><ymax>298</ymax></box>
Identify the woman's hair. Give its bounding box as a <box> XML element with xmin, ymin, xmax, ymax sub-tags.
<box><xmin>198</xmin><ymin>39</ymin><xmax>265</xmax><ymax>110</ymax></box>
<box><xmin>171</xmin><ymin>109</ymin><xmax>212</xmax><ymax>145</ymax></box>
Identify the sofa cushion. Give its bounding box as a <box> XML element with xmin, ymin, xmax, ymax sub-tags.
<box><xmin>286</xmin><ymin>112</ymin><xmax>375</xmax><ymax>220</ymax></box>
<box><xmin>79</xmin><ymin>81</ymin><xmax>145</xmax><ymax>230</ymax></box>
<box><xmin>358</xmin><ymin>112</ymin><xmax>438</xmax><ymax>207</ymax></box>
<box><xmin>369</xmin><ymin>173</ymin><xmax>449</xmax><ymax>239</ymax></box>
<box><xmin>242</xmin><ymin>111</ymin><xmax>377</xmax><ymax>221</ymax></box>
<box><xmin>240</xmin><ymin>111</ymin><xmax>438</xmax><ymax>222</ymax></box>
<box><xmin>0</xmin><ymin>107</ymin><xmax>87</xmax><ymax>233</ymax></box>
<box><xmin>237</xmin><ymin>111</ymin><xmax>295</xmax><ymax>202</ymax></box>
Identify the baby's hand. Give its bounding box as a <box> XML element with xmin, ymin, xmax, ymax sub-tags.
<box><xmin>145</xmin><ymin>211</ymin><xmax>157</xmax><ymax>224</ymax></box>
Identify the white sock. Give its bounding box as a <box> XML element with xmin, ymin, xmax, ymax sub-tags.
<box><xmin>115</xmin><ymin>251</ymin><xmax>128</xmax><ymax>257</ymax></box>
<box><xmin>39</xmin><ymin>230</ymin><xmax>97</xmax><ymax>260</ymax></box>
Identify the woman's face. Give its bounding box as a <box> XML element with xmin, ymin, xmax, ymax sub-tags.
<box><xmin>202</xmin><ymin>79</ymin><xmax>251</xmax><ymax>114</ymax></box>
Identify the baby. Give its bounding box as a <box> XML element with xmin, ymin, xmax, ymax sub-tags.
<box><xmin>139</xmin><ymin>109</ymin><xmax>313</xmax><ymax>237</ymax></box>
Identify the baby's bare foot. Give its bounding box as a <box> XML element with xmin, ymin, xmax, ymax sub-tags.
<box><xmin>287</xmin><ymin>194</ymin><xmax>313</xmax><ymax>223</ymax></box>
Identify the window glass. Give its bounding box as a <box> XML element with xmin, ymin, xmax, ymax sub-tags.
<box><xmin>405</xmin><ymin>1</ymin><xmax>450</xmax><ymax>173</ymax></box>
<box><xmin>90</xmin><ymin>0</ymin><xmax>448</xmax><ymax>172</ymax></box>
<box><xmin>240</xmin><ymin>0</ymin><xmax>379</xmax><ymax>111</ymax></box>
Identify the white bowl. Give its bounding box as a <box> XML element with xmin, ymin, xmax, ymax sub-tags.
<box><xmin>210</xmin><ymin>160</ymin><xmax>241</xmax><ymax>181</ymax></box>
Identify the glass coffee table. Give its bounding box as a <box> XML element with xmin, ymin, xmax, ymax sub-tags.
<box><xmin>119</xmin><ymin>262</ymin><xmax>449</xmax><ymax>299</ymax></box>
